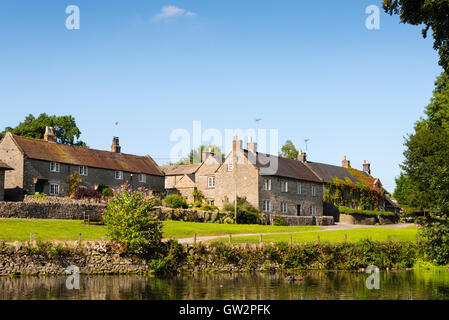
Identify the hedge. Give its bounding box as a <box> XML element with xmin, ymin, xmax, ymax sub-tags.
<box><xmin>338</xmin><ymin>206</ymin><xmax>396</xmax><ymax>217</ymax></box>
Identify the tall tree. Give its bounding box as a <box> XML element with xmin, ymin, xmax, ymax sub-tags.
<box><xmin>400</xmin><ymin>74</ymin><xmax>449</xmax><ymax>217</ymax></box>
<box><xmin>0</xmin><ymin>113</ymin><xmax>86</xmax><ymax>146</ymax></box>
<box><xmin>383</xmin><ymin>0</ymin><xmax>449</xmax><ymax>72</ymax></box>
<box><xmin>279</xmin><ymin>140</ymin><xmax>298</xmax><ymax>160</ymax></box>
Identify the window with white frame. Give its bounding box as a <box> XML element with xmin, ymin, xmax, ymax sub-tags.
<box><xmin>207</xmin><ymin>176</ymin><xmax>215</xmax><ymax>188</ymax></box>
<box><xmin>115</xmin><ymin>171</ymin><xmax>123</xmax><ymax>180</ymax></box>
<box><xmin>79</xmin><ymin>166</ymin><xmax>88</xmax><ymax>176</ymax></box>
<box><xmin>263</xmin><ymin>200</ymin><xmax>271</xmax><ymax>213</ymax></box>
<box><xmin>297</xmin><ymin>182</ymin><xmax>302</xmax><ymax>195</ymax></box>
<box><xmin>264</xmin><ymin>179</ymin><xmax>272</xmax><ymax>191</ymax></box>
<box><xmin>138</xmin><ymin>174</ymin><xmax>146</xmax><ymax>183</ymax></box>
<box><xmin>50</xmin><ymin>162</ymin><xmax>60</xmax><ymax>172</ymax></box>
<box><xmin>281</xmin><ymin>180</ymin><xmax>288</xmax><ymax>193</ymax></box>
<box><xmin>281</xmin><ymin>202</ymin><xmax>288</xmax><ymax>214</ymax></box>
<box><xmin>309</xmin><ymin>206</ymin><xmax>317</xmax><ymax>216</ymax></box>
<box><xmin>311</xmin><ymin>185</ymin><xmax>317</xmax><ymax>197</ymax></box>
<box><xmin>227</xmin><ymin>162</ymin><xmax>233</xmax><ymax>171</ymax></box>
<box><xmin>50</xmin><ymin>183</ymin><xmax>59</xmax><ymax>195</ymax></box>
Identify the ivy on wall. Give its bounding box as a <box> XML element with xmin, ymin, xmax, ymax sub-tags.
<box><xmin>323</xmin><ymin>177</ymin><xmax>386</xmax><ymax>210</ymax></box>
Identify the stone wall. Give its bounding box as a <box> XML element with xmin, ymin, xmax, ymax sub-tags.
<box><xmin>316</xmin><ymin>216</ymin><xmax>335</xmax><ymax>226</ymax></box>
<box><xmin>0</xmin><ymin>198</ymin><xmax>105</xmax><ymax>220</ymax></box>
<box><xmin>0</xmin><ymin>241</ymin><xmax>151</xmax><ymax>276</ymax></box>
<box><xmin>269</xmin><ymin>214</ymin><xmax>334</xmax><ymax>226</ymax></box>
<box><xmin>339</xmin><ymin>214</ymin><xmax>377</xmax><ymax>225</ymax></box>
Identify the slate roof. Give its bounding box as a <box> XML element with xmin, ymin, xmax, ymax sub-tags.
<box><xmin>305</xmin><ymin>161</ymin><xmax>362</xmax><ymax>184</ymax></box>
<box><xmin>0</xmin><ymin>160</ymin><xmax>12</xmax><ymax>170</ymax></box>
<box><xmin>10</xmin><ymin>134</ymin><xmax>163</xmax><ymax>176</ymax></box>
<box><xmin>160</xmin><ymin>164</ymin><xmax>201</xmax><ymax>176</ymax></box>
<box><xmin>242</xmin><ymin>150</ymin><xmax>322</xmax><ymax>183</ymax></box>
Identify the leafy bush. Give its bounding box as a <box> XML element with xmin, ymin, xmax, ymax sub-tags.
<box><xmin>33</xmin><ymin>193</ymin><xmax>47</xmax><ymax>202</ymax></box>
<box><xmin>164</xmin><ymin>194</ymin><xmax>188</xmax><ymax>209</ymax></box>
<box><xmin>237</xmin><ymin>204</ymin><xmax>261</xmax><ymax>224</ymax></box>
<box><xmin>338</xmin><ymin>206</ymin><xmax>396</xmax><ymax>217</ymax></box>
<box><xmin>73</xmin><ymin>187</ymin><xmax>100</xmax><ymax>200</ymax></box>
<box><xmin>69</xmin><ymin>171</ymin><xmax>82</xmax><ymax>197</ymax></box>
<box><xmin>194</xmin><ymin>201</ymin><xmax>202</xmax><ymax>208</ymax></box>
<box><xmin>103</xmin><ymin>183</ymin><xmax>163</xmax><ymax>255</ymax></box>
<box><xmin>101</xmin><ymin>187</ymin><xmax>112</xmax><ymax>198</ymax></box>
<box><xmin>273</xmin><ymin>215</ymin><xmax>287</xmax><ymax>226</ymax></box>
<box><xmin>150</xmin><ymin>198</ymin><xmax>163</xmax><ymax>207</ymax></box>
<box><xmin>418</xmin><ymin>220</ymin><xmax>449</xmax><ymax>265</ymax></box>
<box><xmin>223</xmin><ymin>217</ymin><xmax>234</xmax><ymax>224</ymax></box>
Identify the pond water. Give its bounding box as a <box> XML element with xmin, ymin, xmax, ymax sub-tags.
<box><xmin>0</xmin><ymin>271</ymin><xmax>448</xmax><ymax>300</ymax></box>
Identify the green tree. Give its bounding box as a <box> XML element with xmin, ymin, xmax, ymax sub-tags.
<box><xmin>383</xmin><ymin>0</ymin><xmax>449</xmax><ymax>72</ymax></box>
<box><xmin>174</xmin><ymin>144</ymin><xmax>222</xmax><ymax>165</ymax></box>
<box><xmin>279</xmin><ymin>140</ymin><xmax>298</xmax><ymax>160</ymax></box>
<box><xmin>0</xmin><ymin>113</ymin><xmax>86</xmax><ymax>146</ymax></box>
<box><xmin>103</xmin><ymin>183</ymin><xmax>163</xmax><ymax>255</ymax></box>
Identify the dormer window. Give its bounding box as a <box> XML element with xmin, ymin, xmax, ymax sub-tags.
<box><xmin>50</xmin><ymin>162</ymin><xmax>60</xmax><ymax>173</ymax></box>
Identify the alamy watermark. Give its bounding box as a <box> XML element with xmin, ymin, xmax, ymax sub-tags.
<box><xmin>65</xmin><ymin>265</ymin><xmax>80</xmax><ymax>290</ymax></box>
<box><xmin>169</xmin><ymin>120</ymin><xmax>279</xmax><ymax>174</ymax></box>
<box><xmin>365</xmin><ymin>265</ymin><xmax>380</xmax><ymax>290</ymax></box>
<box><xmin>65</xmin><ymin>5</ymin><xmax>80</xmax><ymax>30</ymax></box>
<box><xmin>365</xmin><ymin>5</ymin><xmax>380</xmax><ymax>30</ymax></box>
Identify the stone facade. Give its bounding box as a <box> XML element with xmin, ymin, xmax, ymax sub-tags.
<box><xmin>0</xmin><ymin>132</ymin><xmax>165</xmax><ymax>199</ymax></box>
<box><xmin>22</xmin><ymin>158</ymin><xmax>164</xmax><ymax>197</ymax></box>
<box><xmin>258</xmin><ymin>175</ymin><xmax>323</xmax><ymax>216</ymax></box>
<box><xmin>214</xmin><ymin>146</ymin><xmax>324</xmax><ymax>217</ymax></box>
<box><xmin>195</xmin><ymin>155</ymin><xmax>221</xmax><ymax>205</ymax></box>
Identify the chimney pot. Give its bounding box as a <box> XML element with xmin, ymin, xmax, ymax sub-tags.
<box><xmin>247</xmin><ymin>139</ymin><xmax>257</xmax><ymax>154</ymax></box>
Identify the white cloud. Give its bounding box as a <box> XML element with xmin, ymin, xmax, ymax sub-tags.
<box><xmin>153</xmin><ymin>5</ymin><xmax>196</xmax><ymax>20</ymax></box>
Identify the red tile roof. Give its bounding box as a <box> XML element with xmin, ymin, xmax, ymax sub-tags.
<box><xmin>11</xmin><ymin>134</ymin><xmax>163</xmax><ymax>176</ymax></box>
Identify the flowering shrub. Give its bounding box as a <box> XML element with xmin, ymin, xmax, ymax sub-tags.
<box><xmin>73</xmin><ymin>187</ymin><xmax>100</xmax><ymax>200</ymax></box>
<box><xmin>103</xmin><ymin>183</ymin><xmax>163</xmax><ymax>255</ymax></box>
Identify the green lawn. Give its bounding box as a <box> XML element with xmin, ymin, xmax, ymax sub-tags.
<box><xmin>0</xmin><ymin>219</ymin><xmax>322</xmax><ymax>242</ymax></box>
<box><xmin>162</xmin><ymin>221</ymin><xmax>322</xmax><ymax>239</ymax></box>
<box><xmin>212</xmin><ymin>226</ymin><xmax>419</xmax><ymax>244</ymax></box>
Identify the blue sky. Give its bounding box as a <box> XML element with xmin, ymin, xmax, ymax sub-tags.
<box><xmin>0</xmin><ymin>0</ymin><xmax>442</xmax><ymax>192</ymax></box>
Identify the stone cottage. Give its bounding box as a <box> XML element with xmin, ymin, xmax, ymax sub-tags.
<box><xmin>161</xmin><ymin>150</ymin><xmax>222</xmax><ymax>204</ymax></box>
<box><xmin>0</xmin><ymin>160</ymin><xmax>13</xmax><ymax>201</ymax></box>
<box><xmin>0</xmin><ymin>129</ymin><xmax>165</xmax><ymax>200</ymax></box>
<box><xmin>300</xmin><ymin>152</ymin><xmax>399</xmax><ymax>220</ymax></box>
<box><xmin>161</xmin><ymin>164</ymin><xmax>200</xmax><ymax>203</ymax></box>
<box><xmin>214</xmin><ymin>137</ymin><xmax>324</xmax><ymax>216</ymax></box>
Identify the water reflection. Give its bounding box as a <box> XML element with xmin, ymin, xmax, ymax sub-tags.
<box><xmin>0</xmin><ymin>271</ymin><xmax>448</xmax><ymax>300</ymax></box>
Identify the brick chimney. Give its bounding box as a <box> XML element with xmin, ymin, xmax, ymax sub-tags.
<box><xmin>232</xmin><ymin>135</ymin><xmax>243</xmax><ymax>153</ymax></box>
<box><xmin>44</xmin><ymin>126</ymin><xmax>57</xmax><ymax>143</ymax></box>
<box><xmin>342</xmin><ymin>155</ymin><xmax>350</xmax><ymax>168</ymax></box>
<box><xmin>297</xmin><ymin>149</ymin><xmax>307</xmax><ymax>163</ymax></box>
<box><xmin>247</xmin><ymin>136</ymin><xmax>257</xmax><ymax>154</ymax></box>
<box><xmin>363</xmin><ymin>160</ymin><xmax>371</xmax><ymax>175</ymax></box>
<box><xmin>111</xmin><ymin>137</ymin><xmax>121</xmax><ymax>153</ymax></box>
